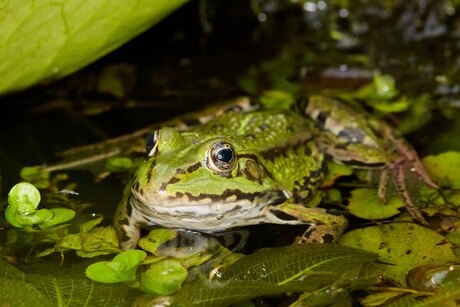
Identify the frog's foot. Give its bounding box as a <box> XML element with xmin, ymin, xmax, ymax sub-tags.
<box><xmin>377</xmin><ymin>138</ymin><xmax>438</xmax><ymax>226</ymax></box>
<box><xmin>117</xmin><ymin>221</ymin><xmax>141</xmax><ymax>250</ymax></box>
<box><xmin>271</xmin><ymin>204</ymin><xmax>348</xmax><ymax>243</ymax></box>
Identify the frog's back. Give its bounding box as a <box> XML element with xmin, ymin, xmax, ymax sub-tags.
<box><xmin>192</xmin><ymin>109</ymin><xmax>326</xmax><ymax>203</ymax></box>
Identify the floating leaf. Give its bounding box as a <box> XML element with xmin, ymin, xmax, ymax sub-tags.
<box><xmin>141</xmin><ymin>259</ymin><xmax>188</xmax><ymax>295</ymax></box>
<box><xmin>340</xmin><ymin>223</ymin><xmax>457</xmax><ymax>285</ymax></box>
<box><xmin>8</xmin><ymin>182</ymin><xmax>41</xmax><ymax>213</ymax></box>
<box><xmin>86</xmin><ymin>249</ymin><xmax>147</xmax><ymax>283</ymax></box>
<box><xmin>0</xmin><ymin>0</ymin><xmax>189</xmax><ymax>95</ymax></box>
<box><xmin>38</xmin><ymin>208</ymin><xmax>76</xmax><ymax>229</ymax></box>
<box><xmin>347</xmin><ymin>188</ymin><xmax>404</xmax><ymax>220</ymax></box>
<box><xmin>423</xmin><ymin>152</ymin><xmax>460</xmax><ymax>189</ymax></box>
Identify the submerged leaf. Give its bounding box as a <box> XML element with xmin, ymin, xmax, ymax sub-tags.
<box><xmin>0</xmin><ymin>260</ymin><xmax>138</xmax><ymax>306</ymax></box>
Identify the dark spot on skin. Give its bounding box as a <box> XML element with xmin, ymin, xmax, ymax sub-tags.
<box><xmin>379</xmin><ymin>242</ymin><xmax>386</xmax><ymax>249</ymax></box>
<box><xmin>186</xmin><ymin>162</ymin><xmax>201</xmax><ymax>173</ymax></box>
<box><xmin>133</xmin><ymin>181</ymin><xmax>139</xmax><ymax>192</ymax></box>
<box><xmin>175</xmin><ymin>192</ymin><xmax>184</xmax><ymax>198</ymax></box>
<box><xmin>422</xmin><ymin>255</ymin><xmax>427</xmax><ymax>259</ymax></box>
<box><xmin>342</xmin><ymin>159</ymin><xmax>386</xmax><ymax>168</ymax></box>
<box><xmin>174</xmin><ymin>189</ymin><xmax>286</xmax><ymax>205</ymax></box>
<box><xmin>121</xmin><ymin>233</ymin><xmax>131</xmax><ymax>243</ymax></box>
<box><xmin>322</xmin><ymin>234</ymin><xmax>335</xmax><ymax>243</ymax></box>
<box><xmin>139</xmin><ymin>188</ymin><xmax>144</xmax><ymax>196</ymax></box>
<box><xmin>238</xmin><ymin>153</ymin><xmax>274</xmax><ymax>179</ymax></box>
<box><xmin>405</xmin><ymin>249</ymin><xmax>412</xmax><ymax>255</ymax></box>
<box><xmin>126</xmin><ymin>201</ymin><xmax>133</xmax><ymax>217</ymax></box>
<box><xmin>160</xmin><ymin>177</ymin><xmax>181</xmax><ymax>191</ymax></box>
<box><xmin>225</xmin><ymin>105</ymin><xmax>243</xmax><ymax>113</ymax></box>
<box><xmin>176</xmin><ymin>168</ymin><xmax>186</xmax><ymax>175</ymax></box>
<box><xmin>337</xmin><ymin>127</ymin><xmax>365</xmax><ymax>143</ymax></box>
<box><xmin>146</xmin><ymin>159</ymin><xmax>156</xmax><ymax>184</ymax></box>
<box><xmin>316</xmin><ymin>111</ymin><xmax>330</xmax><ymax>127</ymax></box>
<box><xmin>118</xmin><ymin>218</ymin><xmax>129</xmax><ymax>226</ymax></box>
<box><xmin>270</xmin><ymin>209</ymin><xmax>298</xmax><ymax>221</ymax></box>
<box><xmin>260</xmin><ymin>124</ymin><xmax>270</xmax><ymax>131</ymax></box>
<box><xmin>297</xmin><ymin>98</ymin><xmax>309</xmax><ymax>112</ymax></box>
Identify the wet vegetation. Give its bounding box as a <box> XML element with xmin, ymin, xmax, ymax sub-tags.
<box><xmin>2</xmin><ymin>1</ymin><xmax>460</xmax><ymax>306</ymax></box>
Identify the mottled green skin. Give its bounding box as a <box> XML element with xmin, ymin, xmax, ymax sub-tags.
<box><xmin>115</xmin><ymin>96</ymin><xmax>430</xmax><ymax>250</ymax></box>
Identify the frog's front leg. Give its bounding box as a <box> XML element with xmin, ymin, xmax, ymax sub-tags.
<box><xmin>272</xmin><ymin>203</ymin><xmax>348</xmax><ymax>243</ymax></box>
<box><xmin>114</xmin><ymin>195</ymin><xmax>141</xmax><ymax>250</ymax></box>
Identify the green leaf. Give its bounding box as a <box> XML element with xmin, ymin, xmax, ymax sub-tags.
<box><xmin>39</xmin><ymin>208</ymin><xmax>76</xmax><ymax>229</ymax></box>
<box><xmin>8</xmin><ymin>182</ymin><xmax>41</xmax><ymax>213</ymax></box>
<box><xmin>105</xmin><ymin>157</ymin><xmax>136</xmax><ymax>173</ymax></box>
<box><xmin>423</xmin><ymin>152</ymin><xmax>460</xmax><ymax>188</ymax></box>
<box><xmin>0</xmin><ymin>0</ymin><xmax>189</xmax><ymax>95</ymax></box>
<box><xmin>340</xmin><ymin>223</ymin><xmax>457</xmax><ymax>285</ymax></box>
<box><xmin>360</xmin><ymin>292</ymin><xmax>404</xmax><ymax>306</ymax></box>
<box><xmin>218</xmin><ymin>244</ymin><xmax>376</xmax><ymax>284</ymax></box>
<box><xmin>386</xmin><ymin>280</ymin><xmax>460</xmax><ymax>307</ymax></box>
<box><xmin>0</xmin><ymin>260</ymin><xmax>139</xmax><ymax>306</ymax></box>
<box><xmin>20</xmin><ymin>166</ymin><xmax>51</xmax><ymax>189</ymax></box>
<box><xmin>0</xmin><ymin>279</ymin><xmax>52</xmax><ymax>306</ymax></box>
<box><xmin>171</xmin><ymin>245</ymin><xmax>377</xmax><ymax>306</ymax></box>
<box><xmin>40</xmin><ymin>224</ymin><xmax>119</xmax><ymax>257</ymax></box>
<box><xmin>141</xmin><ymin>259</ymin><xmax>188</xmax><ymax>295</ymax></box>
<box><xmin>85</xmin><ymin>249</ymin><xmax>147</xmax><ymax>283</ymax></box>
<box><xmin>347</xmin><ymin>188</ymin><xmax>404</xmax><ymax>220</ymax></box>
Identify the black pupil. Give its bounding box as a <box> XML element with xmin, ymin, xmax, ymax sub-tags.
<box><xmin>216</xmin><ymin>148</ymin><xmax>233</xmax><ymax>163</ymax></box>
<box><xmin>145</xmin><ymin>133</ymin><xmax>155</xmax><ymax>152</ymax></box>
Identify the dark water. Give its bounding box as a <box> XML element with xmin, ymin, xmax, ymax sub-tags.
<box><xmin>1</xmin><ymin>1</ymin><xmax>460</xmax><ymax>305</ymax></box>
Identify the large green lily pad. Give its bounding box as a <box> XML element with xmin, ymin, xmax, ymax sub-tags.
<box><xmin>0</xmin><ymin>0</ymin><xmax>188</xmax><ymax>95</ymax></box>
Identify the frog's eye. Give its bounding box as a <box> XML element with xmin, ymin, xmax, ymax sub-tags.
<box><xmin>146</xmin><ymin>130</ymin><xmax>160</xmax><ymax>157</ymax></box>
<box><xmin>207</xmin><ymin>142</ymin><xmax>237</xmax><ymax>174</ymax></box>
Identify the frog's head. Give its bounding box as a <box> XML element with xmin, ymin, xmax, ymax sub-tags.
<box><xmin>130</xmin><ymin>127</ymin><xmax>289</xmax><ymax>230</ymax></box>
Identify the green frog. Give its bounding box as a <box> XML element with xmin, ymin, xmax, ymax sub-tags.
<box><xmin>114</xmin><ymin>95</ymin><xmax>437</xmax><ymax>250</ymax></box>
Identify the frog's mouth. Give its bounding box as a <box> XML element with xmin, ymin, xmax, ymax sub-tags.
<box><xmin>129</xmin><ymin>189</ymin><xmax>294</xmax><ymax>233</ymax></box>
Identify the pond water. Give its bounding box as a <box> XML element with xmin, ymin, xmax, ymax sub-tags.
<box><xmin>1</xmin><ymin>1</ymin><xmax>460</xmax><ymax>306</ymax></box>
